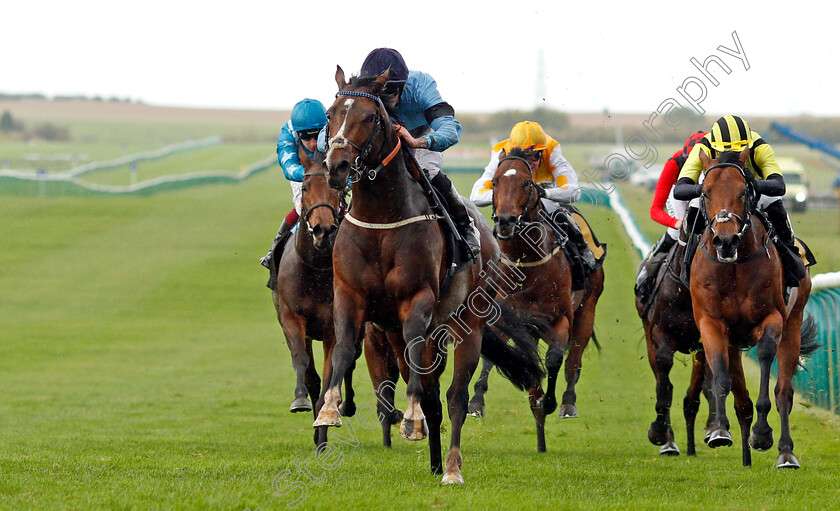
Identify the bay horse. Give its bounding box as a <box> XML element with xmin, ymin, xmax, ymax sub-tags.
<box><xmin>469</xmin><ymin>149</ymin><xmax>604</xmax><ymax>452</ymax></box>
<box><xmin>272</xmin><ymin>148</ymin><xmax>370</xmax><ymax>446</ymax></box>
<box><xmin>634</xmin><ymin>238</ymin><xmax>716</xmax><ymax>456</ymax></box>
<box><xmin>690</xmin><ymin>148</ymin><xmax>818</xmax><ymax>467</ymax></box>
<box><xmin>313</xmin><ymin>67</ymin><xmax>544</xmax><ymax>484</ymax></box>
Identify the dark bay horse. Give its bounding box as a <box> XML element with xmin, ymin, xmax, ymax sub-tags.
<box><xmin>313</xmin><ymin>67</ymin><xmax>544</xmax><ymax>484</ymax></box>
<box><xmin>470</xmin><ymin>150</ymin><xmax>604</xmax><ymax>452</ymax></box>
<box><xmin>690</xmin><ymin>148</ymin><xmax>818</xmax><ymax>468</ymax></box>
<box><xmin>272</xmin><ymin>148</ymin><xmax>363</xmax><ymax>445</ymax></box>
<box><xmin>634</xmin><ymin>239</ymin><xmax>715</xmax><ymax>456</ymax></box>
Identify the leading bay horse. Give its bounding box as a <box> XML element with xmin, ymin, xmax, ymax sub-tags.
<box><xmin>313</xmin><ymin>67</ymin><xmax>544</xmax><ymax>484</ymax></box>
<box><xmin>470</xmin><ymin>149</ymin><xmax>604</xmax><ymax>452</ymax></box>
<box><xmin>690</xmin><ymin>148</ymin><xmax>818</xmax><ymax>467</ymax></box>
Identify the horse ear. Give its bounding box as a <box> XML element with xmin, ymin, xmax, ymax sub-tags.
<box><xmin>335</xmin><ymin>65</ymin><xmax>347</xmax><ymax>89</ymax></box>
<box><xmin>371</xmin><ymin>68</ymin><xmax>390</xmax><ymax>94</ymax></box>
<box><xmin>698</xmin><ymin>149</ymin><xmax>711</xmax><ymax>169</ymax></box>
<box><xmin>298</xmin><ymin>144</ymin><xmax>311</xmax><ymax>169</ymax></box>
<box><xmin>500</xmin><ymin>149</ymin><xmax>507</xmax><ymax>159</ymax></box>
<box><xmin>738</xmin><ymin>146</ymin><xmax>750</xmax><ymax>166</ymax></box>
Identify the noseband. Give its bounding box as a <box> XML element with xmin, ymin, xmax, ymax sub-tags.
<box><xmin>491</xmin><ymin>156</ymin><xmax>543</xmax><ymax>234</ymax></box>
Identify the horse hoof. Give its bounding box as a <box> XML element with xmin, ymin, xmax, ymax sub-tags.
<box><xmin>400</xmin><ymin>417</ymin><xmax>428</xmax><ymax>441</ymax></box>
<box><xmin>776</xmin><ymin>453</ymin><xmax>800</xmax><ymax>469</ymax></box>
<box><xmin>441</xmin><ymin>471</ymin><xmax>464</xmax><ymax>485</ymax></box>
<box><xmin>659</xmin><ymin>441</ymin><xmax>680</xmax><ymax>456</ymax></box>
<box><xmin>558</xmin><ymin>404</ymin><xmax>578</xmax><ymax>419</ymax></box>
<box><xmin>313</xmin><ymin>409</ymin><xmax>342</xmax><ymax>428</ymax></box>
<box><xmin>390</xmin><ymin>408</ymin><xmax>404</xmax><ymax>425</ymax></box>
<box><xmin>648</xmin><ymin>424</ymin><xmax>669</xmax><ymax>446</ymax></box>
<box><xmin>289</xmin><ymin>397</ymin><xmax>313</xmax><ymax>413</ymax></box>
<box><xmin>749</xmin><ymin>431</ymin><xmax>774</xmax><ymax>452</ymax></box>
<box><xmin>467</xmin><ymin>401</ymin><xmax>485</xmax><ymax>418</ymax></box>
<box><xmin>703</xmin><ymin>429</ymin><xmax>713</xmax><ymax>444</ymax></box>
<box><xmin>707</xmin><ymin>429</ymin><xmax>733</xmax><ymax>448</ymax></box>
<box><xmin>339</xmin><ymin>401</ymin><xmax>356</xmax><ymax>417</ymax></box>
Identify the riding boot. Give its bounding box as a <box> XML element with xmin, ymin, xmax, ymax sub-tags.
<box><xmin>764</xmin><ymin>200</ymin><xmax>805</xmax><ymax>287</ymax></box>
<box><xmin>552</xmin><ymin>209</ymin><xmax>597</xmax><ymax>268</ymax></box>
<box><xmin>430</xmin><ymin>173</ymin><xmax>481</xmax><ymax>257</ymax></box>
<box><xmin>679</xmin><ymin>207</ymin><xmax>702</xmax><ymax>287</ymax></box>
<box><xmin>260</xmin><ymin>221</ymin><xmax>294</xmax><ymax>290</ymax></box>
<box><xmin>635</xmin><ymin>233</ymin><xmax>676</xmax><ymax>300</ymax></box>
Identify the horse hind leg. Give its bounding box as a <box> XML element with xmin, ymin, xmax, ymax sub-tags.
<box><xmin>468</xmin><ymin>357</ymin><xmax>494</xmax><ymax>418</ymax></box>
<box><xmin>775</xmin><ymin>315</ymin><xmax>805</xmax><ymax>469</ymax></box>
<box><xmin>363</xmin><ymin>324</ymin><xmax>403</xmax><ymax>448</ymax></box>
<box><xmin>443</xmin><ymin>326</ymin><xmax>482</xmax><ymax>483</ymax></box>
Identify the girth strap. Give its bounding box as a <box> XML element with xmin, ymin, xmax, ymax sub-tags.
<box><xmin>343</xmin><ymin>212</ymin><xmax>441</xmax><ymax>230</ymax></box>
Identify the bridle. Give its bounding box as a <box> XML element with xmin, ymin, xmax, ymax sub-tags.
<box><xmin>700</xmin><ymin>162</ymin><xmax>753</xmax><ymax>240</ymax></box>
<box><xmin>300</xmin><ymin>171</ymin><xmax>345</xmax><ymax>234</ymax></box>
<box><xmin>699</xmin><ymin>162</ymin><xmax>771</xmax><ymax>263</ymax></box>
<box><xmin>491</xmin><ymin>155</ymin><xmax>543</xmax><ymax>236</ymax></box>
<box><xmin>326</xmin><ymin>90</ymin><xmax>399</xmax><ymax>182</ymax></box>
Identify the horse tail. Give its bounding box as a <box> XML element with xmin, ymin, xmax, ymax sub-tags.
<box><xmin>799</xmin><ymin>312</ymin><xmax>820</xmax><ymax>357</ymax></box>
<box><xmin>590</xmin><ymin>329</ymin><xmax>602</xmax><ymax>352</ymax></box>
<box><xmin>480</xmin><ymin>303</ymin><xmax>547</xmax><ymax>391</ymax></box>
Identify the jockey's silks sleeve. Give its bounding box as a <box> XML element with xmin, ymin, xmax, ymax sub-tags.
<box><xmin>277</xmin><ymin>121</ymin><xmax>305</xmax><ymax>182</ymax></box>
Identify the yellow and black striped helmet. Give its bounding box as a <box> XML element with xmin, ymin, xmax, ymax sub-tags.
<box><xmin>709</xmin><ymin>115</ymin><xmax>752</xmax><ymax>152</ymax></box>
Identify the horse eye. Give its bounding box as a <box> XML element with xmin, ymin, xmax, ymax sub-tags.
<box><xmin>301</xmin><ymin>185</ymin><xmax>308</xmax><ymax>192</ymax></box>
<box><xmin>365</xmin><ymin>114</ymin><xmax>376</xmax><ymax>123</ymax></box>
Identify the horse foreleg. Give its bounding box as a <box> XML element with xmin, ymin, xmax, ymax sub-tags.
<box><xmin>702</xmin><ymin>360</ymin><xmax>716</xmax><ymax>444</ymax></box>
<box><xmin>339</xmin><ymin>335</ymin><xmax>363</xmax><ymax>417</ymax></box>
<box><xmin>683</xmin><ymin>351</ymin><xmax>706</xmax><ymax>456</ymax></box>
<box><xmin>729</xmin><ymin>349</ymin><xmax>754</xmax><ymax>467</ymax></box>
<box><xmin>467</xmin><ymin>357</ymin><xmax>494</xmax><ymax>418</ymax></box>
<box><xmin>399</xmin><ymin>289</ymin><xmax>436</xmax><ymax>443</ymax></box>
<box><xmin>749</xmin><ymin>314</ymin><xmax>783</xmax><ymax>453</ymax></box>
<box><xmin>775</xmin><ymin>313</ymin><xmax>804</xmax><ymax>469</ymax></box>
<box><xmin>443</xmin><ymin>323</ymin><xmax>482</xmax><ymax>483</ymax></box>
<box><xmin>313</xmin><ymin>285</ymin><xmax>365</xmax><ymax>429</ymax></box>
<box><xmin>646</xmin><ymin>325</ymin><xmax>678</xmax><ymax>455</ymax></box>
<box><xmin>698</xmin><ymin>317</ymin><xmax>733</xmax><ymax>448</ymax></box>
<box><xmin>279</xmin><ymin>311</ymin><xmax>314</xmax><ymax>414</ymax></box>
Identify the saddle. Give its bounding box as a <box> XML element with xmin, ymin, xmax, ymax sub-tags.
<box><xmin>545</xmin><ymin>205</ymin><xmax>607</xmax><ymax>290</ymax></box>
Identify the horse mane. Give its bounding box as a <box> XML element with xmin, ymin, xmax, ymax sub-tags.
<box><xmin>348</xmin><ymin>75</ymin><xmax>379</xmax><ymax>90</ymax></box>
<box><xmin>507</xmin><ymin>147</ymin><xmax>527</xmax><ymax>159</ymax></box>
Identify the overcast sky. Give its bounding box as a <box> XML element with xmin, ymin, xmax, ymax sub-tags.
<box><xmin>4</xmin><ymin>1</ymin><xmax>837</xmax><ymax>117</ymax></box>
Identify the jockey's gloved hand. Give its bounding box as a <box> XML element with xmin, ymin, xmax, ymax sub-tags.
<box><xmin>536</xmin><ymin>185</ymin><xmax>547</xmax><ymax>199</ymax></box>
<box><xmin>753</xmin><ymin>173</ymin><xmax>786</xmax><ymax>197</ymax></box>
<box><xmin>673</xmin><ymin>177</ymin><xmax>703</xmax><ymax>200</ymax></box>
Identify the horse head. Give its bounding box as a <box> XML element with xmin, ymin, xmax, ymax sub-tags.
<box><xmin>491</xmin><ymin>147</ymin><xmax>542</xmax><ymax>240</ymax></box>
<box><xmin>324</xmin><ymin>65</ymin><xmax>396</xmax><ymax>190</ymax></box>
<box><xmin>699</xmin><ymin>147</ymin><xmax>753</xmax><ymax>263</ymax></box>
<box><xmin>299</xmin><ymin>147</ymin><xmax>342</xmax><ymax>251</ymax></box>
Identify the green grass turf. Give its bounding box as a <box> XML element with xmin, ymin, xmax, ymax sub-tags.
<box><xmin>2</xmin><ymin>172</ymin><xmax>840</xmax><ymax>510</ymax></box>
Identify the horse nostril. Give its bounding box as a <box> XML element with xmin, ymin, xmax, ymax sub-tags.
<box><xmin>325</xmin><ymin>225</ymin><xmax>337</xmax><ymax>237</ymax></box>
<box><xmin>712</xmin><ymin>235</ymin><xmax>723</xmax><ymax>249</ymax></box>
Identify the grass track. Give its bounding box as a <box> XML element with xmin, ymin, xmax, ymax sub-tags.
<box><xmin>1</xmin><ymin>173</ymin><xmax>840</xmax><ymax>510</ymax></box>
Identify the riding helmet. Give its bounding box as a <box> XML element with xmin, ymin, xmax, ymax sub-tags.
<box><xmin>360</xmin><ymin>48</ymin><xmax>409</xmax><ymax>84</ymax></box>
<box><xmin>493</xmin><ymin>121</ymin><xmax>548</xmax><ymax>152</ymax></box>
<box><xmin>709</xmin><ymin>115</ymin><xmax>752</xmax><ymax>152</ymax></box>
<box><xmin>291</xmin><ymin>99</ymin><xmax>328</xmax><ymax>133</ymax></box>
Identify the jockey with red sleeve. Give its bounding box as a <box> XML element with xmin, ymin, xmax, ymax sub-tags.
<box><xmin>634</xmin><ymin>131</ymin><xmax>706</xmax><ymax>302</ymax></box>
<box><xmin>260</xmin><ymin>98</ymin><xmax>328</xmax><ymax>289</ymax></box>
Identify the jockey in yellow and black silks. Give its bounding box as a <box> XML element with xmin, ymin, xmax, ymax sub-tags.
<box><xmin>673</xmin><ymin>115</ymin><xmax>806</xmax><ymax>288</ymax></box>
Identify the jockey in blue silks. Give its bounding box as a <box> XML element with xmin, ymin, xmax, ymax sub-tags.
<box><xmin>260</xmin><ymin>98</ymin><xmax>328</xmax><ymax>289</ymax></box>
<box><xmin>320</xmin><ymin>48</ymin><xmax>480</xmax><ymax>257</ymax></box>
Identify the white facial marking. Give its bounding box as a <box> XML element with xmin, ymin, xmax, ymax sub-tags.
<box><xmin>503</xmin><ymin>169</ymin><xmax>517</xmax><ymax>177</ymax></box>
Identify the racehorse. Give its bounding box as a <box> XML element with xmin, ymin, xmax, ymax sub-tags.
<box><xmin>468</xmin><ymin>149</ymin><xmax>604</xmax><ymax>452</ymax></box>
<box><xmin>313</xmin><ymin>67</ymin><xmax>545</xmax><ymax>484</ymax></box>
<box><xmin>272</xmin><ymin>148</ymin><xmax>362</xmax><ymax>446</ymax></box>
<box><xmin>689</xmin><ymin>148</ymin><xmax>818</xmax><ymax>467</ymax></box>
<box><xmin>634</xmin><ymin>238</ymin><xmax>716</xmax><ymax>456</ymax></box>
